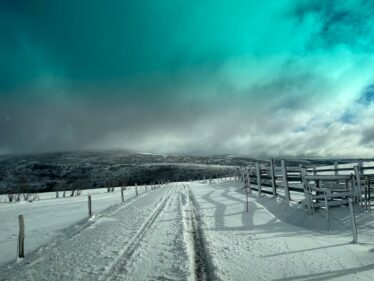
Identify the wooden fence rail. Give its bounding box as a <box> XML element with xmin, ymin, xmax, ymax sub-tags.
<box><xmin>239</xmin><ymin>159</ymin><xmax>374</xmax><ymax>210</ymax></box>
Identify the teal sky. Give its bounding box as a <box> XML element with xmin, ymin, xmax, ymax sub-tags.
<box><xmin>1</xmin><ymin>0</ymin><xmax>374</xmax><ymax>156</ymax></box>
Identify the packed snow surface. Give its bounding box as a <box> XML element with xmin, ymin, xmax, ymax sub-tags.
<box><xmin>1</xmin><ymin>180</ymin><xmax>374</xmax><ymax>280</ymax></box>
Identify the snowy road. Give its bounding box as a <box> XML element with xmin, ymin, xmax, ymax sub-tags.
<box><xmin>2</xmin><ymin>181</ymin><xmax>374</xmax><ymax>280</ymax></box>
<box><xmin>1</xmin><ymin>184</ymin><xmax>210</xmax><ymax>281</ymax></box>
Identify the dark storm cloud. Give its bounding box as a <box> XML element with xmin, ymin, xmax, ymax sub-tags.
<box><xmin>1</xmin><ymin>0</ymin><xmax>374</xmax><ymax>157</ymax></box>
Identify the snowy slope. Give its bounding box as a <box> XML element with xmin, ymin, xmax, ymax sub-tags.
<box><xmin>2</xmin><ymin>180</ymin><xmax>374</xmax><ymax>280</ymax></box>
<box><xmin>0</xmin><ymin>186</ymin><xmax>145</xmax><ymax>266</ymax></box>
<box><xmin>192</xmin><ymin>181</ymin><xmax>374</xmax><ymax>280</ymax></box>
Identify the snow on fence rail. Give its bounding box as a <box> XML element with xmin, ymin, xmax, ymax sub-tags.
<box><xmin>236</xmin><ymin>159</ymin><xmax>374</xmax><ymax>243</ymax></box>
<box><xmin>238</xmin><ymin>159</ymin><xmax>374</xmax><ymax>206</ymax></box>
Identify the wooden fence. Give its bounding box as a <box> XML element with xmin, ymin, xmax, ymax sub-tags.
<box><xmin>239</xmin><ymin>159</ymin><xmax>374</xmax><ymax>210</ymax></box>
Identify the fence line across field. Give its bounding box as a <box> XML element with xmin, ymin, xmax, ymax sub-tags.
<box><xmin>239</xmin><ymin>159</ymin><xmax>374</xmax><ymax>244</ymax></box>
<box><xmin>240</xmin><ymin>160</ymin><xmax>374</xmax><ymax>202</ymax></box>
<box><xmin>7</xmin><ymin>159</ymin><xmax>374</xmax><ymax>260</ymax></box>
<box><xmin>13</xmin><ymin>182</ymin><xmax>168</xmax><ymax>259</ymax></box>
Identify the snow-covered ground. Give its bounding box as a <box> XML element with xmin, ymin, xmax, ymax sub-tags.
<box><xmin>2</xmin><ymin>180</ymin><xmax>374</xmax><ymax>280</ymax></box>
<box><xmin>0</xmin><ymin>186</ymin><xmax>146</xmax><ymax>266</ymax></box>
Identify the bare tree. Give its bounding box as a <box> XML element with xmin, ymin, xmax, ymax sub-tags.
<box><xmin>7</xmin><ymin>194</ymin><xmax>15</xmax><ymax>202</ymax></box>
<box><xmin>16</xmin><ymin>176</ymin><xmax>30</xmax><ymax>202</ymax></box>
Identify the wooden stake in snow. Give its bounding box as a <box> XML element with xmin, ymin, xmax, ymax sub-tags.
<box><xmin>281</xmin><ymin>160</ymin><xmax>291</xmax><ymax>202</ymax></box>
<box><xmin>300</xmin><ymin>168</ymin><xmax>311</xmax><ymax>211</ymax></box>
<box><xmin>256</xmin><ymin>162</ymin><xmax>262</xmax><ymax>197</ymax></box>
<box><xmin>246</xmin><ymin>187</ymin><xmax>249</xmax><ymax>213</ymax></box>
<box><xmin>324</xmin><ymin>194</ymin><xmax>330</xmax><ymax>231</ymax></box>
<box><xmin>135</xmin><ymin>183</ymin><xmax>138</xmax><ymax>196</ymax></box>
<box><xmin>349</xmin><ymin>198</ymin><xmax>358</xmax><ymax>244</ymax></box>
<box><xmin>270</xmin><ymin>159</ymin><xmax>276</xmax><ymax>197</ymax></box>
<box><xmin>247</xmin><ymin>173</ymin><xmax>252</xmax><ymax>194</ymax></box>
<box><xmin>313</xmin><ymin>164</ymin><xmax>317</xmax><ymax>176</ymax></box>
<box><xmin>18</xmin><ymin>215</ymin><xmax>25</xmax><ymax>258</ymax></box>
<box><xmin>358</xmin><ymin>161</ymin><xmax>364</xmax><ymax>175</ymax></box>
<box><xmin>121</xmin><ymin>187</ymin><xmax>125</xmax><ymax>203</ymax></box>
<box><xmin>88</xmin><ymin>195</ymin><xmax>92</xmax><ymax>218</ymax></box>
<box><xmin>354</xmin><ymin>166</ymin><xmax>362</xmax><ymax>206</ymax></box>
<box><xmin>334</xmin><ymin>162</ymin><xmax>338</xmax><ymax>176</ymax></box>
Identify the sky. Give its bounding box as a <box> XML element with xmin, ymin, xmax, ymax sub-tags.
<box><xmin>1</xmin><ymin>0</ymin><xmax>374</xmax><ymax>157</ymax></box>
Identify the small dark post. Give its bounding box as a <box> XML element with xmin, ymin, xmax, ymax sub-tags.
<box><xmin>324</xmin><ymin>194</ymin><xmax>330</xmax><ymax>231</ymax></box>
<box><xmin>88</xmin><ymin>195</ymin><xmax>92</xmax><ymax>217</ymax></box>
<box><xmin>369</xmin><ymin>179</ymin><xmax>372</xmax><ymax>214</ymax></box>
<box><xmin>121</xmin><ymin>187</ymin><xmax>125</xmax><ymax>203</ymax></box>
<box><xmin>18</xmin><ymin>215</ymin><xmax>25</xmax><ymax>258</ymax></box>
<box><xmin>246</xmin><ymin>187</ymin><xmax>249</xmax><ymax>213</ymax></box>
<box><xmin>365</xmin><ymin>177</ymin><xmax>368</xmax><ymax>211</ymax></box>
<box><xmin>135</xmin><ymin>183</ymin><xmax>138</xmax><ymax>196</ymax></box>
<box><xmin>270</xmin><ymin>159</ymin><xmax>276</xmax><ymax>197</ymax></box>
<box><xmin>313</xmin><ymin>164</ymin><xmax>317</xmax><ymax>175</ymax></box>
<box><xmin>354</xmin><ymin>166</ymin><xmax>362</xmax><ymax>206</ymax></box>
<box><xmin>281</xmin><ymin>160</ymin><xmax>291</xmax><ymax>202</ymax></box>
<box><xmin>256</xmin><ymin>162</ymin><xmax>262</xmax><ymax>196</ymax></box>
<box><xmin>349</xmin><ymin>198</ymin><xmax>358</xmax><ymax>243</ymax></box>
<box><xmin>247</xmin><ymin>172</ymin><xmax>252</xmax><ymax>194</ymax></box>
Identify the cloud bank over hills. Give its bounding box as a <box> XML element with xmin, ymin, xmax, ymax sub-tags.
<box><xmin>1</xmin><ymin>0</ymin><xmax>374</xmax><ymax>157</ymax></box>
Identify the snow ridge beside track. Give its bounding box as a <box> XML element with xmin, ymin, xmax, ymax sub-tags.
<box><xmin>181</xmin><ymin>184</ymin><xmax>219</xmax><ymax>281</ymax></box>
<box><xmin>99</xmin><ymin>186</ymin><xmax>175</xmax><ymax>281</ymax></box>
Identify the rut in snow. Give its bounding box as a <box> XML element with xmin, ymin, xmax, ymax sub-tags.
<box><xmin>99</xmin><ymin>186</ymin><xmax>175</xmax><ymax>281</ymax></box>
<box><xmin>181</xmin><ymin>184</ymin><xmax>218</xmax><ymax>281</ymax></box>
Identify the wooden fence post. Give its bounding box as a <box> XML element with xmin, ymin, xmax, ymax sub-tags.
<box><xmin>364</xmin><ymin>177</ymin><xmax>368</xmax><ymax>211</ymax></box>
<box><xmin>256</xmin><ymin>162</ymin><xmax>262</xmax><ymax>197</ymax></box>
<box><xmin>324</xmin><ymin>194</ymin><xmax>330</xmax><ymax>231</ymax></box>
<box><xmin>354</xmin><ymin>166</ymin><xmax>362</xmax><ymax>206</ymax></box>
<box><xmin>281</xmin><ymin>160</ymin><xmax>291</xmax><ymax>202</ymax></box>
<box><xmin>135</xmin><ymin>183</ymin><xmax>139</xmax><ymax>196</ymax></box>
<box><xmin>18</xmin><ymin>215</ymin><xmax>25</xmax><ymax>258</ymax></box>
<box><xmin>246</xmin><ymin>187</ymin><xmax>249</xmax><ymax>213</ymax></box>
<box><xmin>349</xmin><ymin>198</ymin><xmax>358</xmax><ymax>244</ymax></box>
<box><xmin>334</xmin><ymin>162</ymin><xmax>338</xmax><ymax>175</ymax></box>
<box><xmin>358</xmin><ymin>161</ymin><xmax>364</xmax><ymax>175</ymax></box>
<box><xmin>313</xmin><ymin>164</ymin><xmax>317</xmax><ymax>175</ymax></box>
<box><xmin>88</xmin><ymin>195</ymin><xmax>92</xmax><ymax>217</ymax></box>
<box><xmin>300</xmin><ymin>168</ymin><xmax>311</xmax><ymax>211</ymax></box>
<box><xmin>246</xmin><ymin>171</ymin><xmax>252</xmax><ymax>194</ymax></box>
<box><xmin>270</xmin><ymin>159</ymin><xmax>276</xmax><ymax>197</ymax></box>
<box><xmin>121</xmin><ymin>187</ymin><xmax>125</xmax><ymax>203</ymax></box>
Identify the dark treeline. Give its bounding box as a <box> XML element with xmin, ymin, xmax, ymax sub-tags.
<box><xmin>0</xmin><ymin>151</ymin><xmax>237</xmax><ymax>194</ymax></box>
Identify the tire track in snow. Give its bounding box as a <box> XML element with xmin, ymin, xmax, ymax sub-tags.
<box><xmin>181</xmin><ymin>184</ymin><xmax>219</xmax><ymax>281</ymax></box>
<box><xmin>98</xmin><ymin>185</ymin><xmax>175</xmax><ymax>281</ymax></box>
<box><xmin>69</xmin><ymin>189</ymin><xmax>151</xmax><ymax>240</ymax></box>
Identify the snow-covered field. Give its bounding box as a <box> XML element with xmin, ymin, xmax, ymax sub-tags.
<box><xmin>2</xmin><ymin>180</ymin><xmax>374</xmax><ymax>280</ymax></box>
<box><xmin>0</xmin><ymin>186</ymin><xmax>146</xmax><ymax>266</ymax></box>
